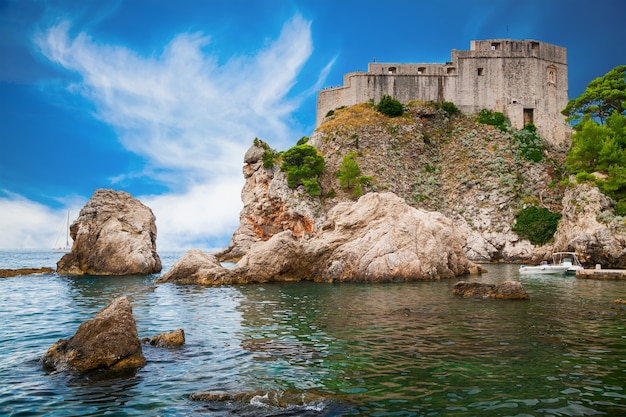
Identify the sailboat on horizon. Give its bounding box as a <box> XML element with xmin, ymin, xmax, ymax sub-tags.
<box><xmin>53</xmin><ymin>210</ymin><xmax>72</xmax><ymax>253</ymax></box>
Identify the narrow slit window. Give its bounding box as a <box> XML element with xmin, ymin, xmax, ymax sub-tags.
<box><xmin>477</xmin><ymin>68</ymin><xmax>484</xmax><ymax>76</ymax></box>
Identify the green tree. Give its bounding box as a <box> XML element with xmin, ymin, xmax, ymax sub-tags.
<box><xmin>336</xmin><ymin>152</ymin><xmax>372</xmax><ymax>198</ymax></box>
<box><xmin>563</xmin><ymin>66</ymin><xmax>626</xmax><ymax>212</ymax></box>
<box><xmin>562</xmin><ymin>65</ymin><xmax>626</xmax><ymax>125</ymax></box>
<box><xmin>565</xmin><ymin>118</ymin><xmax>606</xmax><ymax>172</ymax></box>
<box><xmin>280</xmin><ymin>144</ymin><xmax>325</xmax><ymax>196</ymax></box>
<box><xmin>599</xmin><ymin>165</ymin><xmax>626</xmax><ymax>214</ymax></box>
<box><xmin>376</xmin><ymin>95</ymin><xmax>404</xmax><ymax>117</ymax></box>
<box><xmin>513</xmin><ymin>206</ymin><xmax>562</xmax><ymax>245</ymax></box>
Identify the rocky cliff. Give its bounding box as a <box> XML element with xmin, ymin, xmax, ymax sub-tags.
<box><xmin>161</xmin><ymin>192</ymin><xmax>480</xmax><ymax>284</ymax></box>
<box><xmin>218</xmin><ymin>102</ymin><xmax>625</xmax><ymax>268</ymax></box>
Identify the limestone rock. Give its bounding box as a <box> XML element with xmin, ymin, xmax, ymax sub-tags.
<box><xmin>156</xmin><ymin>249</ymin><xmax>239</xmax><ymax>284</ymax></box>
<box><xmin>142</xmin><ymin>329</ymin><xmax>185</xmax><ymax>348</ymax></box>
<box><xmin>57</xmin><ymin>189</ymin><xmax>162</xmax><ymax>275</ymax></box>
<box><xmin>164</xmin><ymin>192</ymin><xmax>481</xmax><ymax>284</ymax></box>
<box><xmin>303</xmin><ymin>192</ymin><xmax>479</xmax><ymax>282</ymax></box>
<box><xmin>232</xmin><ymin>231</ymin><xmax>308</xmax><ymax>282</ymax></box>
<box><xmin>453</xmin><ymin>280</ymin><xmax>529</xmax><ymax>300</ymax></box>
<box><xmin>41</xmin><ymin>296</ymin><xmax>145</xmax><ymax>373</ymax></box>
<box><xmin>216</xmin><ymin>141</ymin><xmax>321</xmax><ymax>262</ymax></box>
<box><xmin>551</xmin><ymin>183</ymin><xmax>626</xmax><ymax>268</ymax></box>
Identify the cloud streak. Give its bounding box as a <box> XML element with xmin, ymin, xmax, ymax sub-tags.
<box><xmin>16</xmin><ymin>14</ymin><xmax>319</xmax><ymax>250</ymax></box>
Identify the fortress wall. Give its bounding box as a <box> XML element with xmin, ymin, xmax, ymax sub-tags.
<box><xmin>367</xmin><ymin>62</ymin><xmax>454</xmax><ymax>76</ymax></box>
<box><xmin>467</xmin><ymin>39</ymin><xmax>567</xmax><ymax>64</ymax></box>
<box><xmin>316</xmin><ymin>39</ymin><xmax>570</xmax><ymax>146</ymax></box>
<box><xmin>353</xmin><ymin>74</ymin><xmax>453</xmax><ymax>104</ymax></box>
<box><xmin>317</xmin><ymin>73</ymin><xmax>456</xmax><ymax>125</ymax></box>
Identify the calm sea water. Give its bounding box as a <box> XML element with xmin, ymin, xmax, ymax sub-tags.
<box><xmin>1</xmin><ymin>250</ymin><xmax>625</xmax><ymax>416</ymax></box>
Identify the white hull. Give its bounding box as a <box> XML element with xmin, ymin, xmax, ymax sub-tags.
<box><xmin>519</xmin><ymin>252</ymin><xmax>584</xmax><ymax>276</ymax></box>
<box><xmin>519</xmin><ymin>265</ymin><xmax>575</xmax><ymax>275</ymax></box>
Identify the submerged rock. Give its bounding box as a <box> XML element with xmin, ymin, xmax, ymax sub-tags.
<box><xmin>0</xmin><ymin>267</ymin><xmax>54</xmax><ymax>278</ymax></box>
<box><xmin>41</xmin><ymin>296</ymin><xmax>145</xmax><ymax>374</ymax></box>
<box><xmin>190</xmin><ymin>389</ymin><xmax>340</xmax><ymax>412</ymax></box>
<box><xmin>57</xmin><ymin>189</ymin><xmax>162</xmax><ymax>275</ymax></box>
<box><xmin>453</xmin><ymin>280</ymin><xmax>529</xmax><ymax>300</ymax></box>
<box><xmin>142</xmin><ymin>329</ymin><xmax>185</xmax><ymax>348</ymax></box>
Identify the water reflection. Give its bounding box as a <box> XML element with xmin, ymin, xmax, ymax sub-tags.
<box><xmin>234</xmin><ymin>267</ymin><xmax>626</xmax><ymax>415</ymax></box>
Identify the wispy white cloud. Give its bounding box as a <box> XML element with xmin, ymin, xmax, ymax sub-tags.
<box><xmin>0</xmin><ymin>191</ymin><xmax>79</xmax><ymax>249</ymax></box>
<box><xmin>7</xmin><ymin>14</ymin><xmax>323</xmax><ymax>250</ymax></box>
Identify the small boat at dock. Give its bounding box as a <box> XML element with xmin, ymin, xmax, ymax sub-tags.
<box><xmin>519</xmin><ymin>252</ymin><xmax>583</xmax><ymax>275</ymax></box>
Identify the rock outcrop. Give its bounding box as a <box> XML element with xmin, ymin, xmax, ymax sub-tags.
<box><xmin>142</xmin><ymin>329</ymin><xmax>185</xmax><ymax>348</ymax></box>
<box><xmin>41</xmin><ymin>296</ymin><xmax>145</xmax><ymax>374</ymax></box>
<box><xmin>550</xmin><ymin>183</ymin><xmax>626</xmax><ymax>268</ymax></box>
<box><xmin>57</xmin><ymin>189</ymin><xmax>162</xmax><ymax>275</ymax></box>
<box><xmin>217</xmin><ymin>140</ymin><xmax>321</xmax><ymax>261</ymax></box>
<box><xmin>161</xmin><ymin>192</ymin><xmax>481</xmax><ymax>284</ymax></box>
<box><xmin>453</xmin><ymin>280</ymin><xmax>529</xmax><ymax>300</ymax></box>
<box><xmin>301</xmin><ymin>192</ymin><xmax>480</xmax><ymax>282</ymax></box>
<box><xmin>157</xmin><ymin>249</ymin><xmax>239</xmax><ymax>284</ymax></box>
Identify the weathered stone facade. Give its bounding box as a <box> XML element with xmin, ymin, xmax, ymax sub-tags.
<box><xmin>317</xmin><ymin>39</ymin><xmax>570</xmax><ymax>145</ymax></box>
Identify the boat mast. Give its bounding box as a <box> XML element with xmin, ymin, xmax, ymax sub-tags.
<box><xmin>65</xmin><ymin>210</ymin><xmax>70</xmax><ymax>249</ymax></box>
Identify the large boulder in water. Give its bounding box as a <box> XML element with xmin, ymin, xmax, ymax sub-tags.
<box><xmin>453</xmin><ymin>280</ymin><xmax>529</xmax><ymax>300</ymax></box>
<box><xmin>57</xmin><ymin>189</ymin><xmax>162</xmax><ymax>275</ymax></box>
<box><xmin>41</xmin><ymin>296</ymin><xmax>146</xmax><ymax>374</ymax></box>
<box><xmin>156</xmin><ymin>249</ymin><xmax>240</xmax><ymax>284</ymax></box>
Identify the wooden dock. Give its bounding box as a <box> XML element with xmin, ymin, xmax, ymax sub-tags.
<box><xmin>576</xmin><ymin>268</ymin><xmax>626</xmax><ymax>280</ymax></box>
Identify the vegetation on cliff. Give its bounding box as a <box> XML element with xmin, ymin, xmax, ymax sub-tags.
<box><xmin>562</xmin><ymin>65</ymin><xmax>626</xmax><ymax>215</ymax></box>
<box><xmin>314</xmin><ymin>101</ymin><xmax>563</xmax><ymax>210</ymax></box>
<box><xmin>512</xmin><ymin>206</ymin><xmax>561</xmax><ymax>245</ymax></box>
<box><xmin>280</xmin><ymin>143</ymin><xmax>325</xmax><ymax>196</ymax></box>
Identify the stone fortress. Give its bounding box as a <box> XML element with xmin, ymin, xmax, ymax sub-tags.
<box><xmin>317</xmin><ymin>39</ymin><xmax>571</xmax><ymax>145</ymax></box>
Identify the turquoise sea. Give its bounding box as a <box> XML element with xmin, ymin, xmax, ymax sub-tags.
<box><xmin>1</xmin><ymin>249</ymin><xmax>625</xmax><ymax>416</ymax></box>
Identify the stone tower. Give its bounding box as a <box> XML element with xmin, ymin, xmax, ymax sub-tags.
<box><xmin>316</xmin><ymin>39</ymin><xmax>571</xmax><ymax>146</ymax></box>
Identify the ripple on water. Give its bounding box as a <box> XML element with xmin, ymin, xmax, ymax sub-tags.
<box><xmin>1</xmin><ymin>261</ymin><xmax>626</xmax><ymax>415</ymax></box>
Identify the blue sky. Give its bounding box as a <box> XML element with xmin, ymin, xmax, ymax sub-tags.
<box><xmin>1</xmin><ymin>0</ymin><xmax>625</xmax><ymax>250</ymax></box>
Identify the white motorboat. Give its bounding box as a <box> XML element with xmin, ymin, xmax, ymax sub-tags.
<box><xmin>519</xmin><ymin>252</ymin><xmax>584</xmax><ymax>275</ymax></box>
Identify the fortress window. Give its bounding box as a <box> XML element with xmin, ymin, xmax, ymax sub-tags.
<box><xmin>547</xmin><ymin>65</ymin><xmax>556</xmax><ymax>85</ymax></box>
<box><xmin>447</xmin><ymin>67</ymin><xmax>456</xmax><ymax>75</ymax></box>
<box><xmin>418</xmin><ymin>67</ymin><xmax>426</xmax><ymax>75</ymax></box>
<box><xmin>477</xmin><ymin>68</ymin><xmax>484</xmax><ymax>76</ymax></box>
<box><xmin>388</xmin><ymin>67</ymin><xmax>397</xmax><ymax>74</ymax></box>
<box><xmin>491</xmin><ymin>42</ymin><xmax>500</xmax><ymax>50</ymax></box>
